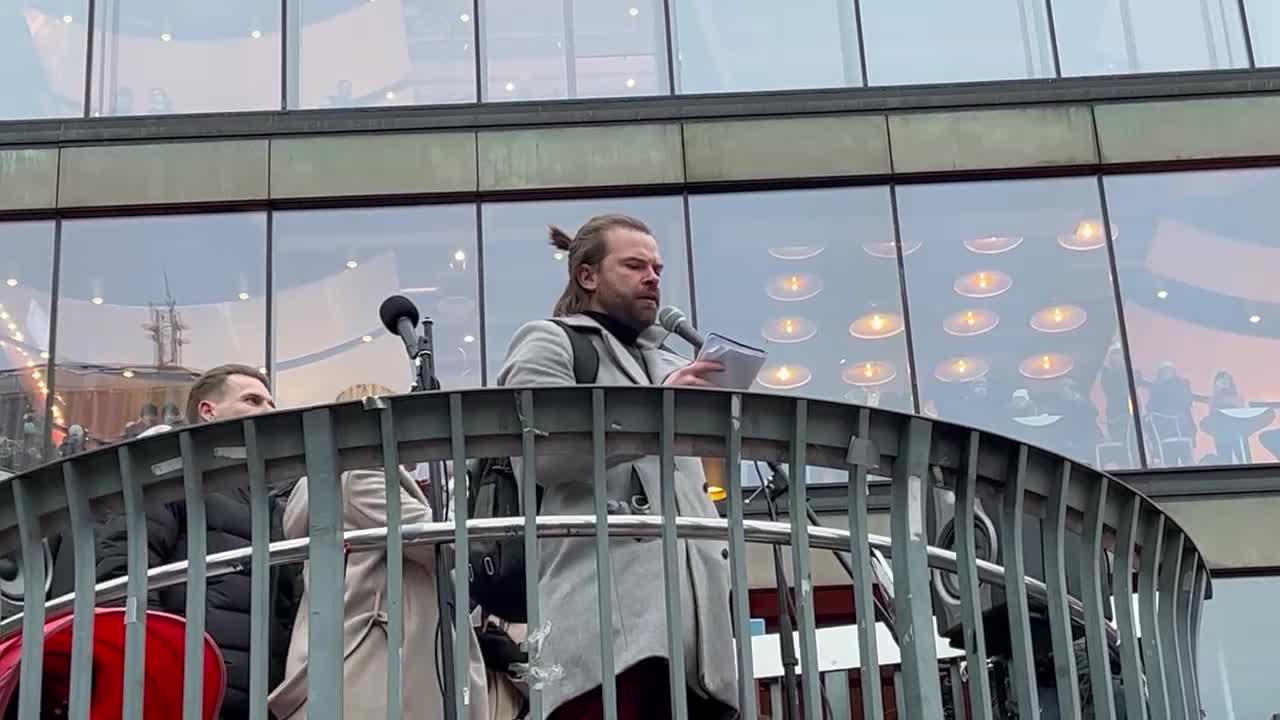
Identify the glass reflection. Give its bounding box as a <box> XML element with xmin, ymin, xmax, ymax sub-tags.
<box><xmin>0</xmin><ymin>223</ymin><xmax>55</xmax><ymax>472</ymax></box>
<box><xmin>90</xmin><ymin>1</ymin><xmax>281</xmax><ymax>115</ymax></box>
<box><xmin>1247</xmin><ymin>0</ymin><xmax>1280</xmax><ymax>66</ymax></box>
<box><xmin>2</xmin><ymin>2</ymin><xmax>87</xmax><ymax>120</ymax></box>
<box><xmin>289</xmin><ymin>0</ymin><xmax>475</xmax><ymax>108</ymax></box>
<box><xmin>1109</xmin><ymin>168</ymin><xmax>1280</xmax><ymax>467</ymax></box>
<box><xmin>1197</xmin><ymin>576</ymin><xmax>1280</xmax><ymax>718</ymax></box>
<box><xmin>481</xmin><ymin>0</ymin><xmax>667</xmax><ymax>101</ymax></box>
<box><xmin>671</xmin><ymin>0</ymin><xmax>862</xmax><ymax>93</ymax></box>
<box><xmin>481</xmin><ymin>197</ymin><xmax>690</xmax><ymax>381</ymax></box>
<box><xmin>272</xmin><ymin>205</ymin><xmax>480</xmax><ymax>408</ymax></box>
<box><xmin>898</xmin><ymin>178</ymin><xmax>1138</xmax><ymax>468</ymax></box>
<box><xmin>54</xmin><ymin>214</ymin><xmax>266</xmax><ymax>449</ymax></box>
<box><xmin>860</xmin><ymin>0</ymin><xmax>1053</xmax><ymax>85</ymax></box>
<box><xmin>1053</xmin><ymin>0</ymin><xmax>1248</xmax><ymax>76</ymax></box>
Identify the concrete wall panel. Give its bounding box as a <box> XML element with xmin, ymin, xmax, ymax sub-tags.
<box><xmin>478</xmin><ymin>124</ymin><xmax>683</xmax><ymax>191</ymax></box>
<box><xmin>889</xmin><ymin>106</ymin><xmax>1097</xmax><ymax>174</ymax></box>
<box><xmin>0</xmin><ymin>149</ymin><xmax>58</xmax><ymax>211</ymax></box>
<box><xmin>1096</xmin><ymin>95</ymin><xmax>1280</xmax><ymax>164</ymax></box>
<box><xmin>683</xmin><ymin>116</ymin><xmax>891</xmax><ymax>182</ymax></box>
<box><xmin>58</xmin><ymin>140</ymin><xmax>268</xmax><ymax>208</ymax></box>
<box><xmin>271</xmin><ymin>132</ymin><xmax>477</xmax><ymax>198</ymax></box>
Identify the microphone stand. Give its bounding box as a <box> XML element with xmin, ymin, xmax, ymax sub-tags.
<box><xmin>410</xmin><ymin>316</ymin><xmax>457</xmax><ymax>720</ymax></box>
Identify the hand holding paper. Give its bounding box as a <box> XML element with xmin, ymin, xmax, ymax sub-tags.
<box><xmin>694</xmin><ymin>333</ymin><xmax>768</xmax><ymax>390</ymax></box>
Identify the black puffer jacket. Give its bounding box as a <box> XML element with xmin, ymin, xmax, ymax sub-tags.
<box><xmin>96</xmin><ymin>488</ymin><xmax>302</xmax><ymax>720</ymax></box>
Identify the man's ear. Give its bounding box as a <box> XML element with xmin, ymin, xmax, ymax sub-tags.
<box><xmin>198</xmin><ymin>400</ymin><xmax>216</xmax><ymax>423</ymax></box>
<box><xmin>575</xmin><ymin>263</ymin><xmax>599</xmax><ymax>292</ymax></box>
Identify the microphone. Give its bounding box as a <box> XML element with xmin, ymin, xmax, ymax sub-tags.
<box><xmin>379</xmin><ymin>295</ymin><xmax>421</xmax><ymax>358</ymax></box>
<box><xmin>658</xmin><ymin>305</ymin><xmax>704</xmax><ymax>351</ymax></box>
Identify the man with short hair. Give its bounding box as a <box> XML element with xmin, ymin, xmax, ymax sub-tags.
<box><xmin>498</xmin><ymin>214</ymin><xmax>737</xmax><ymax>720</ymax></box>
<box><xmin>97</xmin><ymin>363</ymin><xmax>299</xmax><ymax>720</ymax></box>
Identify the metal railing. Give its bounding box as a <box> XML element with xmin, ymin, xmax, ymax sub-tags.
<box><xmin>0</xmin><ymin>387</ymin><xmax>1208</xmax><ymax>720</ymax></box>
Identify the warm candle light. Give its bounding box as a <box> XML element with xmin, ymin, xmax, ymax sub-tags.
<box><xmin>1059</xmin><ymin>219</ymin><xmax>1115</xmax><ymax>251</ymax></box>
<box><xmin>964</xmin><ymin>235</ymin><xmax>1024</xmax><ymax>254</ymax></box>
<box><xmin>1030</xmin><ymin>304</ymin><xmax>1087</xmax><ymax>333</ymax></box>
<box><xmin>943</xmin><ymin>308</ymin><xmax>1000</xmax><ymax>336</ymax></box>
<box><xmin>934</xmin><ymin>356</ymin><xmax>990</xmax><ymax>383</ymax></box>
<box><xmin>842</xmin><ymin>360</ymin><xmax>897</xmax><ymax>387</ymax></box>
<box><xmin>761</xmin><ymin>317</ymin><xmax>817</xmax><ymax>343</ymax></box>
<box><xmin>954</xmin><ymin>270</ymin><xmax>1012</xmax><ymax>298</ymax></box>
<box><xmin>850</xmin><ymin>312</ymin><xmax>904</xmax><ymax>340</ymax></box>
<box><xmin>757</xmin><ymin>364</ymin><xmax>812</xmax><ymax>390</ymax></box>
<box><xmin>1018</xmin><ymin>352</ymin><xmax>1074</xmax><ymax>379</ymax></box>
<box><xmin>767</xmin><ymin>273</ymin><xmax>823</xmax><ymax>302</ymax></box>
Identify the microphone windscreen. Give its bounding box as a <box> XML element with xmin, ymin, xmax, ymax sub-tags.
<box><xmin>379</xmin><ymin>295</ymin><xmax>420</xmax><ymax>334</ymax></box>
<box><xmin>657</xmin><ymin>305</ymin><xmax>686</xmax><ymax>332</ymax></box>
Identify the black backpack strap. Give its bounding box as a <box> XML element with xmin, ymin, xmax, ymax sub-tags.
<box><xmin>548</xmin><ymin>319</ymin><xmax>599</xmax><ymax>385</ymax></box>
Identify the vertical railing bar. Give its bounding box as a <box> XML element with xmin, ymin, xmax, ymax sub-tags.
<box><xmin>1080</xmin><ymin>475</ymin><xmax>1117</xmax><ymax>720</ymax></box>
<box><xmin>788</xmin><ymin>399</ymin><xmax>821</xmax><ymax>720</ymax></box>
<box><xmin>11</xmin><ymin>477</ymin><xmax>45</xmax><ymax>720</ymax></box>
<box><xmin>519</xmin><ymin>390</ymin><xmax>543</xmax><ymax>720</ymax></box>
<box><xmin>301</xmin><ymin>409</ymin><xmax>345</xmax><ymax>720</ymax></box>
<box><xmin>848</xmin><ymin>407</ymin><xmax>885</xmax><ymax>720</ymax></box>
<box><xmin>1000</xmin><ymin>445</ymin><xmax>1040</xmax><ymax>718</ymax></box>
<box><xmin>119</xmin><ymin>445</ymin><xmax>148</xmax><ymax>720</ymax></box>
<box><xmin>889</xmin><ymin>417</ymin><xmax>944</xmax><ymax>719</ymax></box>
<box><xmin>379</xmin><ymin>406</ymin><xmax>405</xmax><ymax>720</ymax></box>
<box><xmin>1175</xmin><ymin>551</ymin><xmax>1198</xmax><ymax>720</ymax></box>
<box><xmin>63</xmin><ymin>461</ymin><xmax>96</xmax><ymax>720</ymax></box>
<box><xmin>449</xmin><ymin>393</ymin><xmax>472</xmax><ymax>718</ymax></box>
<box><xmin>1111</xmin><ymin>494</ymin><xmax>1147</xmax><ymax>720</ymax></box>
<box><xmin>245</xmin><ymin>419</ymin><xmax>271</xmax><ymax>720</ymax></box>
<box><xmin>954</xmin><ymin>431</ymin><xmax>993</xmax><ymax>720</ymax></box>
<box><xmin>179</xmin><ymin>431</ymin><xmax>207</xmax><ymax>720</ymax></box>
<box><xmin>659</xmin><ymin>389</ymin><xmax>689</xmax><ymax>719</ymax></box>
<box><xmin>1188</xmin><ymin>564</ymin><xmax>1208</xmax><ymax>720</ymax></box>
<box><xmin>591</xmin><ymin>389</ymin><xmax>618</xmax><ymax>720</ymax></box>
<box><xmin>825</xmin><ymin>670</ymin><xmax>851</xmax><ymax>719</ymax></box>
<box><xmin>1157</xmin><ymin>531</ymin><xmax>1186</xmax><ymax>720</ymax></box>
<box><xmin>725</xmin><ymin>394</ymin><xmax>757</xmax><ymax>720</ymax></box>
<box><xmin>1043</xmin><ymin>460</ymin><xmax>1082</xmax><ymax>719</ymax></box>
<box><xmin>1137</xmin><ymin>509</ymin><xmax>1168</xmax><ymax>719</ymax></box>
<box><xmin>948</xmin><ymin>663</ymin><xmax>968</xmax><ymax>720</ymax></box>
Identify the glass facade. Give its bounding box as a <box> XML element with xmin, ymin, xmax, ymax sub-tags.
<box><xmin>1197</xmin><ymin>576</ymin><xmax>1280</xmax><ymax>718</ymax></box>
<box><xmin>0</xmin><ymin>222</ymin><xmax>55</xmax><ymax>474</ymax></box>
<box><xmin>6</xmin><ymin>166</ymin><xmax>1274</xmax><ymax>472</ymax></box>
<box><xmin>5</xmin><ymin>0</ymin><xmax>1276</xmax><ymax>121</ymax></box>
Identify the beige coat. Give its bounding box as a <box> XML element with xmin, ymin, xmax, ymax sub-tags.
<box><xmin>267</xmin><ymin>468</ymin><xmax>489</xmax><ymax>720</ymax></box>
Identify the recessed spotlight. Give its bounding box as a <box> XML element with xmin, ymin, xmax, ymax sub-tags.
<box><xmin>250</xmin><ymin>29</ymin><xmax>263</xmax><ymax>39</ymax></box>
<box><xmin>1249</xmin><ymin>314</ymin><xmax>1262</xmax><ymax>324</ymax></box>
<box><xmin>1156</xmin><ymin>289</ymin><xmax>1168</xmax><ymax>300</ymax></box>
<box><xmin>459</xmin><ymin>12</ymin><xmax>471</xmax><ymax>22</ymax></box>
<box><xmin>361</xmin><ymin>335</ymin><xmax>373</xmax><ymax>343</ymax></box>
<box><xmin>5</xmin><ymin>278</ymin><xmax>16</xmax><ymax>287</ymax></box>
<box><xmin>39</xmin><ymin>351</ymin><xmax>48</xmax><ymax>359</ymax></box>
<box><xmin>122</xmin><ymin>369</ymin><xmax>135</xmax><ymax>378</ymax></box>
<box><xmin>238</xmin><ymin>292</ymin><xmax>250</xmax><ymax>301</ymax></box>
<box><xmin>504</xmin><ymin>81</ymin><xmax>516</xmax><ymax>93</ymax></box>
<box><xmin>6</xmin><ymin>323</ymin><xmax>15</xmax><ymax>332</ymax></box>
<box><xmin>453</xmin><ymin>249</ymin><xmax>467</xmax><ymax>262</ymax></box>
<box><xmin>160</xmin><ymin>32</ymin><xmax>172</xmax><ymax>42</ymax></box>
<box><xmin>625</xmin><ymin>78</ymin><xmax>636</xmax><ymax>88</ymax></box>
<box><xmin>463</xmin><ymin>335</ymin><xmax>476</xmax><ymax>343</ymax></box>
<box><xmin>62</xmin><ymin>15</ymin><xmax>73</xmax><ymax>24</ymax></box>
<box><xmin>346</xmin><ymin>259</ymin><xmax>359</xmax><ymax>269</ymax></box>
<box><xmin>0</xmin><ymin>312</ymin><xmax>7</xmax><ymax>320</ymax></box>
<box><xmin>385</xmin><ymin>90</ymin><xmax>396</xmax><ymax>100</ymax></box>
<box><xmin>628</xmin><ymin>6</ymin><xmax>639</xmax><ymax>16</ymax></box>
<box><xmin>91</xmin><ymin>296</ymin><xmax>104</xmax><ymax>305</ymax></box>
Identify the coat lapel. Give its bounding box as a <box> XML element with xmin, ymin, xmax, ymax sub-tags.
<box><xmin>559</xmin><ymin>314</ymin><xmax>650</xmax><ymax>385</ymax></box>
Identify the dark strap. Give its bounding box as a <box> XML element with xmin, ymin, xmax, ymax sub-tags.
<box><xmin>548</xmin><ymin>319</ymin><xmax>599</xmax><ymax>384</ymax></box>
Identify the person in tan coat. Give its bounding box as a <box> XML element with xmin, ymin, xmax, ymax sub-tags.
<box><xmin>268</xmin><ymin>385</ymin><xmax>490</xmax><ymax>720</ymax></box>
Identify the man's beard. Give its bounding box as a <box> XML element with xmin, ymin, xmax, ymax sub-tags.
<box><xmin>598</xmin><ymin>287</ymin><xmax>658</xmax><ymax>330</ymax></box>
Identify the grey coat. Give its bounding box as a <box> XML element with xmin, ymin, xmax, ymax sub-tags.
<box><xmin>496</xmin><ymin>313</ymin><xmax>738</xmax><ymax>717</ymax></box>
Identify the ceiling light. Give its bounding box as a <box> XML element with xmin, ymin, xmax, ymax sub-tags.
<box><xmin>91</xmin><ymin>296</ymin><xmax>104</xmax><ymax>305</ymax></box>
<box><xmin>25</xmin><ymin>360</ymin><xmax>34</xmax><ymax>368</ymax></box>
<box><xmin>5</xmin><ymin>278</ymin><xmax>16</xmax><ymax>287</ymax></box>
<box><xmin>346</xmin><ymin>259</ymin><xmax>359</xmax><ymax>269</ymax></box>
<box><xmin>625</xmin><ymin>78</ymin><xmax>636</xmax><ymax>88</ymax></box>
<box><xmin>1029</xmin><ymin>304</ymin><xmax>1087</xmax><ymax>334</ymax></box>
<box><xmin>250</xmin><ymin>29</ymin><xmax>262</xmax><ymax>39</ymax></box>
<box><xmin>504</xmin><ymin>81</ymin><xmax>516</xmax><ymax>93</ymax></box>
<box><xmin>385</xmin><ymin>91</ymin><xmax>396</xmax><ymax>100</ymax></box>
<box><xmin>459</xmin><ymin>12</ymin><xmax>471</xmax><ymax>22</ymax></box>
<box><xmin>31</xmin><ymin>370</ymin><xmax>40</xmax><ymax>379</ymax></box>
<box><xmin>0</xmin><ymin>312</ymin><xmax>8</xmax><ymax>320</ymax></box>
<box><xmin>756</xmin><ymin>364</ymin><xmax>812</xmax><ymax>391</ymax></box>
<box><xmin>62</xmin><ymin>15</ymin><xmax>73</xmax><ymax>23</ymax></box>
<box><xmin>943</xmin><ymin>308</ymin><xmax>999</xmax><ymax>336</ymax></box>
<box><xmin>122</xmin><ymin>369</ymin><xmax>135</xmax><ymax>378</ymax></box>
<box><xmin>862</xmin><ymin>239</ymin><xmax>921</xmax><ymax>259</ymax></box>
<box><xmin>1155</xmin><ymin>289</ymin><xmax>1168</xmax><ymax>300</ymax></box>
<box><xmin>160</xmin><ymin>32</ymin><xmax>172</xmax><ymax>42</ymax></box>
<box><xmin>766</xmin><ymin>273</ymin><xmax>823</xmax><ymax>302</ymax></box>
<box><xmin>453</xmin><ymin>249</ymin><xmax>467</xmax><ymax>262</ymax></box>
<box><xmin>964</xmin><ymin>235</ymin><xmax>1024</xmax><ymax>255</ymax></box>
<box><xmin>761</xmin><ymin>317</ymin><xmax>817</xmax><ymax>344</ymax></box>
<box><xmin>934</xmin><ymin>356</ymin><xmax>990</xmax><ymax>383</ymax></box>
<box><xmin>629</xmin><ymin>6</ymin><xmax>640</xmax><ymax>16</ymax></box>
<box><xmin>767</xmin><ymin>245</ymin><xmax>824</xmax><ymax>261</ymax></box>
<box><xmin>39</xmin><ymin>351</ymin><xmax>48</xmax><ymax>359</ymax></box>
<box><xmin>1018</xmin><ymin>352</ymin><xmax>1074</xmax><ymax>380</ymax></box>
<box><xmin>361</xmin><ymin>335</ymin><xmax>373</xmax><ymax>343</ymax></box>
<box><xmin>1249</xmin><ymin>314</ymin><xmax>1262</xmax><ymax>324</ymax></box>
<box><xmin>842</xmin><ymin>360</ymin><xmax>897</xmax><ymax>387</ymax></box>
<box><xmin>463</xmin><ymin>335</ymin><xmax>476</xmax><ymax>343</ymax></box>
<box><xmin>238</xmin><ymin>292</ymin><xmax>250</xmax><ymax>301</ymax></box>
<box><xmin>1059</xmin><ymin>219</ymin><xmax>1115</xmax><ymax>251</ymax></box>
<box><xmin>6</xmin><ymin>323</ymin><xmax>14</xmax><ymax>332</ymax></box>
<box><xmin>849</xmin><ymin>312</ymin><xmax>904</xmax><ymax>340</ymax></box>
<box><xmin>954</xmin><ymin>270</ymin><xmax>1013</xmax><ymax>299</ymax></box>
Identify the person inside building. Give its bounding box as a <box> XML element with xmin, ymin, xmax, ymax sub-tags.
<box><xmin>95</xmin><ymin>364</ymin><xmax>301</xmax><ymax>720</ymax></box>
<box><xmin>269</xmin><ymin>383</ymin><xmax>490</xmax><ymax>720</ymax></box>
<box><xmin>496</xmin><ymin>214</ymin><xmax>739</xmax><ymax>720</ymax></box>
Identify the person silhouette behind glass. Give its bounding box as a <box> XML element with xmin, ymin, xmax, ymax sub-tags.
<box><xmin>1146</xmin><ymin>362</ymin><xmax>1195</xmax><ymax>465</ymax></box>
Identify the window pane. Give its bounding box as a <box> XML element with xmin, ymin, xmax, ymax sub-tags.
<box><xmin>1054</xmin><ymin>0</ymin><xmax>1248</xmax><ymax>76</ymax></box>
<box><xmin>0</xmin><ymin>222</ymin><xmax>55</xmax><ymax>472</ymax></box>
<box><xmin>481</xmin><ymin>0</ymin><xmax>667</xmax><ymax>101</ymax></box>
<box><xmin>860</xmin><ymin>0</ymin><xmax>1053</xmax><ymax>85</ymax></box>
<box><xmin>2</xmin><ymin>3</ymin><xmax>88</xmax><ymax>120</ymax></box>
<box><xmin>898</xmin><ymin>178</ymin><xmax>1138</xmax><ymax>469</ymax></box>
<box><xmin>1197</xmin><ymin>576</ymin><xmax>1280</xmax><ymax>718</ymax></box>
<box><xmin>89</xmin><ymin>1</ymin><xmax>281</xmax><ymax>116</ymax></box>
<box><xmin>672</xmin><ymin>0</ymin><xmax>861</xmax><ymax>93</ymax></box>
<box><xmin>1246</xmin><ymin>0</ymin><xmax>1280</xmax><ymax>66</ymax></box>
<box><xmin>690</xmin><ymin>188</ymin><xmax>913</xmax><ymax>413</ymax></box>
<box><xmin>54</xmin><ymin>214</ymin><xmax>266</xmax><ymax>446</ymax></box>
<box><xmin>289</xmin><ymin>0</ymin><xmax>475</xmax><ymax>108</ymax></box>
<box><xmin>481</xmin><ymin>197</ymin><xmax>690</xmax><ymax>382</ymax></box>
<box><xmin>1108</xmin><ymin>169</ymin><xmax>1280</xmax><ymax>467</ymax></box>
<box><xmin>273</xmin><ymin>205</ymin><xmax>480</xmax><ymax>409</ymax></box>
